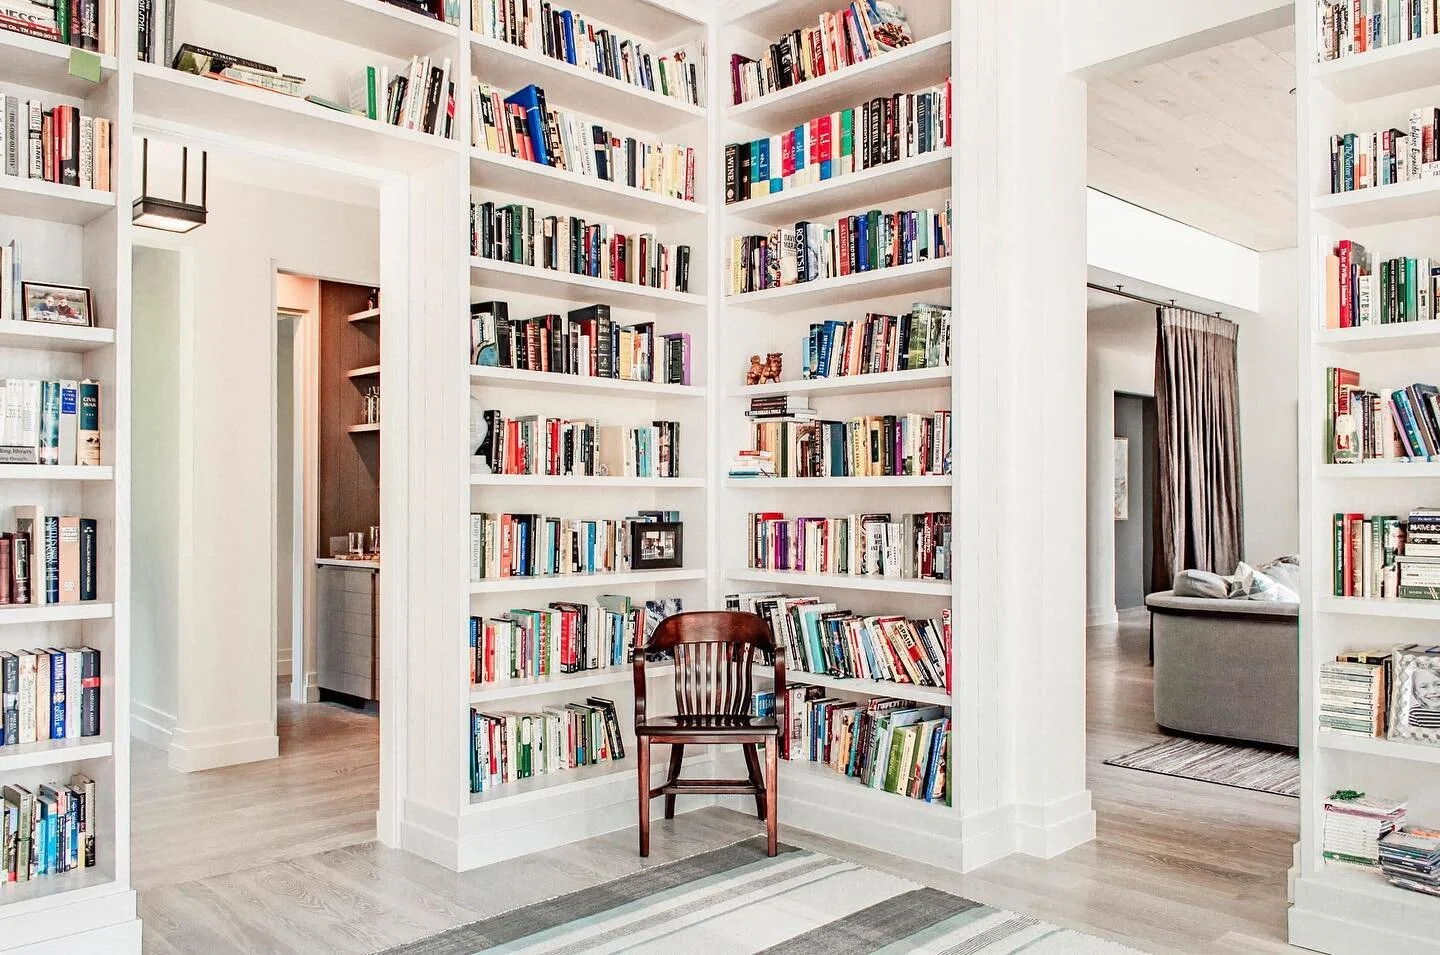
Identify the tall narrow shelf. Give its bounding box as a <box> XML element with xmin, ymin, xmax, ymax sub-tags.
<box><xmin>1291</xmin><ymin>7</ymin><xmax>1440</xmax><ymax>952</ymax></box>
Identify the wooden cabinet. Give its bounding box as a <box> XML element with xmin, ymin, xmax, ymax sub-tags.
<box><xmin>316</xmin><ymin>560</ymin><xmax>379</xmax><ymax>704</ymax></box>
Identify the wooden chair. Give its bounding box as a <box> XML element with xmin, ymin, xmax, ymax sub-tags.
<box><xmin>633</xmin><ymin>610</ymin><xmax>786</xmax><ymax>857</ymax></box>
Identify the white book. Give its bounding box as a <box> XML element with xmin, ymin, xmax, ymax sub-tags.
<box><xmin>79</xmin><ymin>116</ymin><xmax>93</xmax><ymax>190</ymax></box>
<box><xmin>468</xmin><ymin>513</ymin><xmax>483</xmax><ymax>580</ymax></box>
<box><xmin>16</xmin><ymin>651</ymin><xmax>34</xmax><ymax>744</ymax></box>
<box><xmin>19</xmin><ymin>378</ymin><xmax>39</xmax><ymax>450</ymax></box>
<box><xmin>63</xmin><ymin>648</ymin><xmax>80</xmax><ymax>739</ymax></box>
<box><xmin>3</xmin><ymin>379</ymin><xmax>21</xmax><ymax>445</ymax></box>
<box><xmin>33</xmin><ymin>648</ymin><xmax>50</xmax><ymax>739</ymax></box>
<box><xmin>57</xmin><ymin>379</ymin><xmax>77</xmax><ymax>466</ymax></box>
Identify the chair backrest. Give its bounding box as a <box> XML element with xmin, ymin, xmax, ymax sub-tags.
<box><xmin>644</xmin><ymin>611</ymin><xmax>774</xmax><ymax>717</ymax></box>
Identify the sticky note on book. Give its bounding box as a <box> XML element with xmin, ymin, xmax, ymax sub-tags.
<box><xmin>68</xmin><ymin>50</ymin><xmax>102</xmax><ymax>84</ymax></box>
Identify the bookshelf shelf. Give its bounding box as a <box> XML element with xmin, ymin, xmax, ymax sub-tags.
<box><xmin>0</xmin><ymin>466</ymin><xmax>113</xmax><ymax>481</ymax></box>
<box><xmin>0</xmin><ymin>738</ymin><xmax>112</xmax><ymax>773</ymax></box>
<box><xmin>1312</xmin><ymin>178</ymin><xmax>1440</xmax><ymax>228</ymax></box>
<box><xmin>347</xmin><ymin>365</ymin><xmax>380</xmax><ymax>378</ymax></box>
<box><xmin>726</xmin><ymin>32</ymin><xmax>953</xmax><ymax>134</ymax></box>
<box><xmin>775</xmin><ymin>758</ymin><xmax>948</xmax><ymax>812</ymax></box>
<box><xmin>469</xmin><ymin>474</ymin><xmax>705</xmax><ymax>488</ymax></box>
<box><xmin>469</xmin><ymin>365</ymin><xmax>704</xmax><ymax>398</ymax></box>
<box><xmin>0</xmin><ymin>867</ymin><xmax>117</xmax><ymax>916</ymax></box>
<box><xmin>131</xmin><ymin>63</ymin><xmax>465</xmax><ymax>171</ymax></box>
<box><xmin>348</xmin><ymin>423</ymin><xmax>381</xmax><ymax>434</ymax></box>
<box><xmin>1299</xmin><ymin>866</ymin><xmax>1440</xmax><ymax>919</ymax></box>
<box><xmin>468</xmin><ymin>257</ymin><xmax>706</xmax><ymax>310</ymax></box>
<box><xmin>726</xmin><ymin>258</ymin><xmax>951</xmax><ymax>312</ymax></box>
<box><xmin>347</xmin><ymin>308</ymin><xmax>381</xmax><ymax>324</ymax></box>
<box><xmin>0</xmin><ymin>176</ymin><xmax>116</xmax><ymax>226</ymax></box>
<box><xmin>1317</xmin><ymin>732</ymin><xmax>1440</xmax><ymax>765</ymax></box>
<box><xmin>723</xmin><ymin>475</ymin><xmax>950</xmax><ymax>489</ymax></box>
<box><xmin>732</xmin><ymin>367</ymin><xmax>950</xmax><ymax>398</ymax></box>
<box><xmin>0</xmin><ymin>323</ymin><xmax>116</xmax><ymax>352</ymax></box>
<box><xmin>470</xmin><ymin>149</ymin><xmax>702</xmax><ymax>223</ymax></box>
<box><xmin>1316</xmin><ymin>322</ymin><xmax>1440</xmax><ymax>352</ymax></box>
<box><xmin>0</xmin><ymin>602</ymin><xmax>113</xmax><ymax>625</ymax></box>
<box><xmin>754</xmin><ymin>664</ymin><xmax>950</xmax><ymax>706</ymax></box>
<box><xmin>0</xmin><ymin>30</ymin><xmax>118</xmax><ymax>97</ymax></box>
<box><xmin>725</xmin><ymin>568</ymin><xmax>951</xmax><ymax>596</ymax></box>
<box><xmin>1315</xmin><ymin>595</ymin><xmax>1440</xmax><ymax>619</ymax></box>
<box><xmin>466</xmin><ymin>753</ymin><xmax>709</xmax><ymax>807</ymax></box>
<box><xmin>201</xmin><ymin>0</ymin><xmax>459</xmax><ymax>59</ymax></box>
<box><xmin>468</xmin><ymin>33</ymin><xmax>706</xmax><ymax>134</ymax></box>
<box><xmin>469</xmin><ymin>568</ymin><xmax>706</xmax><ymax>594</ymax></box>
<box><xmin>1317</xmin><ymin>462</ymin><xmax>1440</xmax><ymax>478</ymax></box>
<box><xmin>725</xmin><ymin>149</ymin><xmax>952</xmax><ymax>227</ymax></box>
<box><xmin>470</xmin><ymin>662</ymin><xmax>671</xmax><ymax>703</ymax></box>
<box><xmin>1310</xmin><ymin>34</ymin><xmax>1440</xmax><ymax>103</ymax></box>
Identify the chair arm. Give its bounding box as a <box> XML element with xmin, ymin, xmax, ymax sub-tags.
<box><xmin>633</xmin><ymin>633</ymin><xmax>649</xmax><ymax>728</ymax></box>
<box><xmin>773</xmin><ymin>650</ymin><xmax>786</xmax><ymax>746</ymax></box>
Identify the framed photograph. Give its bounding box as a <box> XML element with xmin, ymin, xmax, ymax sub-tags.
<box><xmin>22</xmin><ymin>283</ymin><xmax>93</xmax><ymax>327</ymax></box>
<box><xmin>630</xmin><ymin>521</ymin><xmax>683</xmax><ymax>570</ymax></box>
<box><xmin>1388</xmin><ymin>647</ymin><xmax>1440</xmax><ymax>744</ymax></box>
<box><xmin>1113</xmin><ymin>437</ymin><xmax>1129</xmax><ymax>520</ymax></box>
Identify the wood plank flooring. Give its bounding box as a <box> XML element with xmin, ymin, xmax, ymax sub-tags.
<box><xmin>133</xmin><ymin>612</ymin><xmax>1301</xmax><ymax>953</ymax></box>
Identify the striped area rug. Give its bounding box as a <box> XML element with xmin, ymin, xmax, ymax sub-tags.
<box><xmin>1103</xmin><ymin>736</ymin><xmax>1300</xmax><ymax>797</ymax></box>
<box><xmin>382</xmin><ymin>837</ymin><xmax>1137</xmax><ymax>954</ymax></box>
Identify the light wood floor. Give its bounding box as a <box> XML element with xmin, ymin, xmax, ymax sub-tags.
<box><xmin>132</xmin><ymin>613</ymin><xmax>1301</xmax><ymax>953</ymax></box>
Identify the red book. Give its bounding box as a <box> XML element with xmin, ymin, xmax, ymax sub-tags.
<box><xmin>781</xmin><ymin>129</ymin><xmax>795</xmax><ymax>180</ymax></box>
<box><xmin>683</xmin><ymin>147</ymin><xmax>695</xmax><ymax>202</ymax></box>
<box><xmin>1337</xmin><ymin>239</ymin><xmax>1354</xmax><ymax>327</ymax></box>
<box><xmin>815</xmin><ymin>114</ymin><xmax>832</xmax><ymax>177</ymax></box>
<box><xmin>837</xmin><ymin>217</ymin><xmax>851</xmax><ymax>276</ymax></box>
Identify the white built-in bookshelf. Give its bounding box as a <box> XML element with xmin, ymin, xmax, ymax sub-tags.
<box><xmin>1292</xmin><ymin>3</ymin><xmax>1440</xmax><ymax>950</ymax></box>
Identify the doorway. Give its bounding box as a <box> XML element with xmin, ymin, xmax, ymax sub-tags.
<box><xmin>1112</xmin><ymin>393</ymin><xmax>1155</xmax><ymax>611</ymax></box>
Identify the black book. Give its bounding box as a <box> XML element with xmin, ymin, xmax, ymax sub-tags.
<box><xmin>137</xmin><ymin>0</ymin><xmax>152</xmax><ymax>63</ymax></box>
<box><xmin>81</xmin><ymin>0</ymin><xmax>99</xmax><ymax>50</ymax></box>
<box><xmin>79</xmin><ymin>518</ymin><xmax>96</xmax><ymax>601</ymax></box>
<box><xmin>422</xmin><ymin>65</ymin><xmax>444</xmax><ymax>134</ymax></box>
<box><xmin>60</xmin><ymin>107</ymin><xmax>80</xmax><ymax>187</ymax></box>
<box><xmin>677</xmin><ymin>246</ymin><xmax>690</xmax><ymax>293</ymax></box>
<box><xmin>11</xmin><ymin>533</ymin><xmax>28</xmax><ymax>605</ymax></box>
<box><xmin>724</xmin><ymin>143</ymin><xmax>738</xmax><ymax>204</ymax></box>
<box><xmin>775</xmin><ymin>41</ymin><xmax>793</xmax><ymax>89</ymax></box>
<box><xmin>171</xmin><ymin>43</ymin><xmax>276</xmax><ymax>74</ymax></box>
<box><xmin>1</xmin><ymin>652</ymin><xmax>17</xmax><ymax>746</ymax></box>
<box><xmin>586</xmin><ymin>696</ymin><xmax>625</xmax><ymax>760</ymax></box>
<box><xmin>477</xmin><ymin>409</ymin><xmax>500</xmax><ymax>471</ymax></box>
<box><xmin>79</xmin><ymin>648</ymin><xmax>99</xmax><ymax>737</ymax></box>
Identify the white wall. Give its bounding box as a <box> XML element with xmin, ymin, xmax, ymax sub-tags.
<box><xmin>133</xmin><ymin>174</ymin><xmax>378</xmax><ymax>773</ymax></box>
<box><xmin>1067</xmin><ymin>0</ymin><xmax>1292</xmax><ymax>75</ymax></box>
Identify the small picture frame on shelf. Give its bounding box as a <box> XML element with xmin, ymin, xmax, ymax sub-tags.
<box><xmin>1389</xmin><ymin>647</ymin><xmax>1440</xmax><ymax>744</ymax></box>
<box><xmin>22</xmin><ymin>282</ymin><xmax>93</xmax><ymax>327</ymax></box>
<box><xmin>630</xmin><ymin>521</ymin><xmax>683</xmax><ymax>570</ymax></box>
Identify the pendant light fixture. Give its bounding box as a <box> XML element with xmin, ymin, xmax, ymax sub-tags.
<box><xmin>132</xmin><ymin>138</ymin><xmax>208</xmax><ymax>233</ymax></box>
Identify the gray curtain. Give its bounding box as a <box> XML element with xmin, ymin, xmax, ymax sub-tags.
<box><xmin>1152</xmin><ymin>307</ymin><xmax>1243</xmax><ymax>591</ymax></box>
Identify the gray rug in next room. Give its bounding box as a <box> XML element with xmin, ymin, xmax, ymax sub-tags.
<box><xmin>380</xmin><ymin>836</ymin><xmax>1140</xmax><ymax>954</ymax></box>
<box><xmin>1104</xmin><ymin>736</ymin><xmax>1300</xmax><ymax>797</ymax></box>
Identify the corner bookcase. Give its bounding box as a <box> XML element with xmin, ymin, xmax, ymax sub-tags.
<box><xmin>1292</xmin><ymin>2</ymin><xmax>1440</xmax><ymax>950</ymax></box>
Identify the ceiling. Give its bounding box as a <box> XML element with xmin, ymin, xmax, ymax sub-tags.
<box><xmin>1087</xmin><ymin>26</ymin><xmax>1297</xmax><ymax>253</ymax></box>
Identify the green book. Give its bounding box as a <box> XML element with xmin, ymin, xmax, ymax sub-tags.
<box><xmin>883</xmin><ymin>725</ymin><xmax>911</xmax><ymax>793</ymax></box>
<box><xmin>1408</xmin><ymin>258</ymin><xmax>1419</xmax><ymax>322</ymax></box>
<box><xmin>840</xmin><ymin>108</ymin><xmax>854</xmax><ymax>174</ymax></box>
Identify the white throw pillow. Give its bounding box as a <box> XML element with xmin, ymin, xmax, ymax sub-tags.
<box><xmin>1234</xmin><ymin>561</ymin><xmax>1299</xmax><ymax>603</ymax></box>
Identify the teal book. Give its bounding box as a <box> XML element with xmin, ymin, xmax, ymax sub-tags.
<box><xmin>38</xmin><ymin>380</ymin><xmax>60</xmax><ymax>466</ymax></box>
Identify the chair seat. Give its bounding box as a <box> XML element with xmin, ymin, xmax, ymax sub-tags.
<box><xmin>637</xmin><ymin>715</ymin><xmax>779</xmax><ymax>736</ymax></box>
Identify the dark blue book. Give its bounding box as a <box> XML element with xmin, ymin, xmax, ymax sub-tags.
<box><xmin>502</xmin><ymin>85</ymin><xmax>549</xmax><ymax>166</ymax></box>
<box><xmin>48</xmin><ymin>650</ymin><xmax>64</xmax><ymax>740</ymax></box>
<box><xmin>560</xmin><ymin>10</ymin><xmax>575</xmax><ymax>64</ymax></box>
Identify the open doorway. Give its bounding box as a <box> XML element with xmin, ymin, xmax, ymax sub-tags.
<box><xmin>1111</xmin><ymin>392</ymin><xmax>1154</xmax><ymax>614</ymax></box>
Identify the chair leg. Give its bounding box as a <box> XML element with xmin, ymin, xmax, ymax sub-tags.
<box><xmin>663</xmin><ymin>744</ymin><xmax>685</xmax><ymax>820</ymax></box>
<box><xmin>638</xmin><ymin>738</ymin><xmax>651</xmax><ymax>858</ymax></box>
<box><xmin>764</xmin><ymin>740</ymin><xmax>778</xmax><ymax>857</ymax></box>
<box><xmin>742</xmin><ymin>744</ymin><xmax>765</xmax><ymax>820</ymax></box>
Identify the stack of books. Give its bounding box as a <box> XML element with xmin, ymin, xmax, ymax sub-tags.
<box><xmin>469</xmin><ymin>697</ymin><xmax>624</xmax><ymax>793</ymax></box>
<box><xmin>1330</xmin><ymin>511</ymin><xmax>1404</xmax><ymax>597</ymax></box>
<box><xmin>473</xmin><ymin>410</ymin><xmax>680</xmax><ymax>479</ymax></box>
<box><xmin>726</xmin><ymin>449</ymin><xmax>775</xmax><ymax>478</ymax></box>
<box><xmin>1</xmin><ymin>775</ymin><xmax>97</xmax><ymax>883</ymax></box>
<box><xmin>0</xmin><ymin>95</ymin><xmax>113</xmax><ymax>192</ymax></box>
<box><xmin>1323</xmin><ymin>790</ymin><xmax>1407</xmax><ymax>868</ymax></box>
<box><xmin>746</xmin><ymin>396</ymin><xmax>816</xmax><ymax>421</ymax></box>
<box><xmin>1400</xmin><ymin>509</ymin><xmax>1440</xmax><ymax>598</ymax></box>
<box><xmin>1381</xmin><ymin>826</ymin><xmax>1440</xmax><ymax>897</ymax></box>
<box><xmin>1318</xmin><ymin>0</ymin><xmax>1440</xmax><ymax>62</ymax></box>
<box><xmin>804</xmin><ymin>305</ymin><xmax>950</xmax><ymax>379</ymax></box>
<box><xmin>729</xmin><ymin>0</ymin><xmax>913</xmax><ymax>105</ymax></box>
<box><xmin>727</xmin><ymin>204</ymin><xmax>951</xmax><ymax>295</ymax></box>
<box><xmin>780</xmin><ymin>686</ymin><xmax>948</xmax><ymax>802</ymax></box>
<box><xmin>745</xmin><ymin>510</ymin><xmax>952</xmax><ymax>580</ymax></box>
<box><xmin>473</xmin><ymin>84</ymin><xmax>696</xmax><ymax>202</ymax></box>
<box><xmin>348</xmin><ymin>58</ymin><xmax>456</xmax><ymax>138</ymax></box>
<box><xmin>1328</xmin><ymin>105</ymin><xmax>1440</xmax><ymax>194</ymax></box>
<box><xmin>468</xmin><ymin>511</ymin><xmax>680</xmax><ymax>580</ymax></box>
<box><xmin>471</xmin><ymin>200</ymin><xmax>691</xmax><ymax>293</ymax></box>
<box><xmin>724</xmin><ymin>78</ymin><xmax>949</xmax><ymax>203</ymax></box>
<box><xmin>471</xmin><ymin>302</ymin><xmax>691</xmax><ymax>385</ymax></box>
<box><xmin>470</xmin><ymin>595</ymin><xmax>682</xmax><ymax>683</ymax></box>
<box><xmin>1324</xmin><ymin>240</ymin><xmax>1440</xmax><ymax>328</ymax></box>
<box><xmin>728</xmin><ymin>590</ymin><xmax>948</xmax><ymax>688</ymax></box>
<box><xmin>1319</xmin><ymin>656</ymin><xmax>1388</xmax><ymax>736</ymax></box>
<box><xmin>0</xmin><ymin>647</ymin><xmax>102</xmax><ymax>745</ymax></box>
<box><xmin>472</xmin><ymin>1</ymin><xmax>706</xmax><ymax>108</ymax></box>
<box><xmin>743</xmin><ymin>411</ymin><xmax>951</xmax><ymax>478</ymax></box>
<box><xmin>0</xmin><ymin>0</ymin><xmax>112</xmax><ymax>51</ymax></box>
<box><xmin>0</xmin><ymin>379</ymin><xmax>102</xmax><ymax>467</ymax></box>
<box><xmin>1326</xmin><ymin>368</ymin><xmax>1440</xmax><ymax>464</ymax></box>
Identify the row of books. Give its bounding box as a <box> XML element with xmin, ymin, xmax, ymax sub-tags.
<box><xmin>0</xmin><ymin>647</ymin><xmax>101</xmax><ymax>745</ymax></box>
<box><xmin>779</xmin><ymin>686</ymin><xmax>947</xmax><ymax>802</ymax></box>
<box><xmin>1316</xmin><ymin>0</ymin><xmax>1440</xmax><ymax>60</ymax></box>
<box><xmin>1329</xmin><ymin>509</ymin><xmax>1440</xmax><ymax>599</ymax></box>
<box><xmin>1324</xmin><ymin>240</ymin><xmax>1440</xmax><ymax>328</ymax></box>
<box><xmin>803</xmin><ymin>304</ymin><xmax>950</xmax><ymax>379</ymax></box>
<box><xmin>727</xmin><ymin>205</ymin><xmax>951</xmax><ymax>296</ymax></box>
<box><xmin>470</xmin><ymin>595</ymin><xmax>681</xmax><ymax>683</ymax></box>
<box><xmin>735</xmin><ymin>413</ymin><xmax>952</xmax><ymax>478</ymax></box>
<box><xmin>746</xmin><ymin>510</ymin><xmax>952</xmax><ymax>581</ymax></box>
<box><xmin>724</xmin><ymin>81</ymin><xmax>950</xmax><ymax>203</ymax></box>
<box><xmin>1326</xmin><ymin>368</ymin><xmax>1440</xmax><ymax>463</ymax></box>
<box><xmin>1328</xmin><ymin>108</ymin><xmax>1440</xmax><ymax>194</ymax></box>
<box><xmin>470</xmin><ymin>201</ymin><xmax>692</xmax><ymax>293</ymax></box>
<box><xmin>729</xmin><ymin>590</ymin><xmax>948</xmax><ymax>689</ymax></box>
<box><xmin>0</xmin><ymin>379</ymin><xmax>102</xmax><ymax>467</ymax></box>
<box><xmin>0</xmin><ymin>96</ymin><xmax>113</xmax><ymax>192</ymax></box>
<box><xmin>473</xmin><ymin>83</ymin><xmax>696</xmax><ymax>202</ymax></box>
<box><xmin>729</xmin><ymin>0</ymin><xmax>912</xmax><ymax>106</ymax></box>
<box><xmin>1320</xmin><ymin>648</ymin><xmax>1394</xmax><ymax>736</ymax></box>
<box><xmin>472</xmin><ymin>411</ymin><xmax>681</xmax><ymax>479</ymax></box>
<box><xmin>471</xmin><ymin>1</ymin><xmax>705</xmax><ymax>107</ymax></box>
<box><xmin>1</xmin><ymin>775</ymin><xmax>97</xmax><ymax>884</ymax></box>
<box><xmin>1382</xmin><ymin>825</ymin><xmax>1440</xmax><ymax>898</ymax></box>
<box><xmin>1323</xmin><ymin>791</ymin><xmax>1406</xmax><ymax>868</ymax></box>
<box><xmin>348</xmin><ymin>58</ymin><xmax>457</xmax><ymax>138</ymax></box>
<box><xmin>2</xmin><ymin>508</ymin><xmax>99</xmax><ymax>605</ymax></box>
<box><xmin>1</xmin><ymin>0</ymin><xmax>113</xmax><ymax>52</ymax></box>
<box><xmin>468</xmin><ymin>510</ymin><xmax>678</xmax><ymax>580</ymax></box>
<box><xmin>471</xmin><ymin>302</ymin><xmax>691</xmax><ymax>385</ymax></box>
<box><xmin>469</xmin><ymin>697</ymin><xmax>624</xmax><ymax>793</ymax></box>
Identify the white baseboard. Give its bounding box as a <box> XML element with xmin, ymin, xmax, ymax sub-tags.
<box><xmin>130</xmin><ymin>700</ymin><xmax>176</xmax><ymax>749</ymax></box>
<box><xmin>167</xmin><ymin>719</ymin><xmax>279</xmax><ymax>773</ymax></box>
<box><xmin>0</xmin><ymin>886</ymin><xmax>138</xmax><ymax>952</ymax></box>
<box><xmin>1288</xmin><ymin>870</ymin><xmax>1440</xmax><ymax>953</ymax></box>
<box><xmin>1014</xmin><ymin>790</ymin><xmax>1096</xmax><ymax>859</ymax></box>
<box><xmin>1085</xmin><ymin>605</ymin><xmax>1119</xmax><ymax>628</ymax></box>
<box><xmin>277</xmin><ymin>646</ymin><xmax>293</xmax><ymax>678</ymax></box>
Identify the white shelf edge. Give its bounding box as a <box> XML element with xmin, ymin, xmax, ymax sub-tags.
<box><xmin>731</xmin><ymin>367</ymin><xmax>951</xmax><ymax>398</ymax></box>
<box><xmin>470</xmin><ymin>568</ymin><xmax>706</xmax><ymax>594</ymax></box>
<box><xmin>470</xmin><ymin>662</ymin><xmax>671</xmax><ymax>702</ymax></box>
<box><xmin>726</xmin><ymin>257</ymin><xmax>952</xmax><ymax>308</ymax></box>
<box><xmin>468</xmin><ymin>365</ymin><xmax>704</xmax><ymax>398</ymax></box>
<box><xmin>468</xmin><ymin>257</ymin><xmax>706</xmax><ymax>307</ymax></box>
<box><xmin>725</xmin><ymin>568</ymin><xmax>951</xmax><ymax>596</ymax></box>
<box><xmin>1316</xmin><ymin>731</ymin><xmax>1440</xmax><ymax>764</ymax></box>
<box><xmin>0</xmin><ymin>738</ymin><xmax>112</xmax><ymax>772</ymax></box>
<box><xmin>725</xmin><ymin>149</ymin><xmax>952</xmax><ymax>218</ymax></box>
<box><xmin>752</xmin><ymin>664</ymin><xmax>950</xmax><ymax>706</ymax></box>
<box><xmin>469</xmin><ymin>474</ymin><xmax>704</xmax><ymax>488</ymax></box>
<box><xmin>0</xmin><ymin>602</ymin><xmax>113</xmax><ymax>624</ymax></box>
<box><xmin>0</xmin><ymin>466</ymin><xmax>113</xmax><ymax>481</ymax></box>
<box><xmin>723</xmin><ymin>476</ymin><xmax>951</xmax><ymax>488</ymax></box>
<box><xmin>469</xmin><ymin>148</ymin><xmax>702</xmax><ymax>217</ymax></box>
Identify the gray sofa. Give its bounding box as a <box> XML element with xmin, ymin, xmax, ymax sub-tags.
<box><xmin>1145</xmin><ymin>591</ymin><xmax>1299</xmax><ymax>748</ymax></box>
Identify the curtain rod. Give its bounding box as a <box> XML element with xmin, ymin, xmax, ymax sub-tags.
<box><xmin>1086</xmin><ymin>282</ymin><xmax>1223</xmax><ymax>319</ymax></box>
